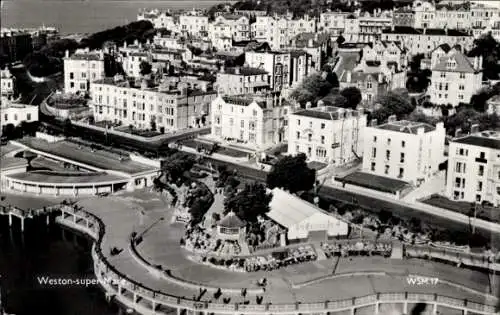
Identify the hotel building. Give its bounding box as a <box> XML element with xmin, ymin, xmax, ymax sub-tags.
<box><xmin>90</xmin><ymin>76</ymin><xmax>216</xmax><ymax>131</ymax></box>
<box><xmin>446</xmin><ymin>130</ymin><xmax>500</xmax><ymax>206</ymax></box>
<box><xmin>287</xmin><ymin>105</ymin><xmax>367</xmax><ymax>166</ymax></box>
<box><xmin>215</xmin><ymin>67</ymin><xmax>270</xmax><ymax>96</ymax></box>
<box><xmin>63</xmin><ymin>49</ymin><xmax>105</xmax><ymax>94</ymax></box>
<box><xmin>211</xmin><ymin>94</ymin><xmax>290</xmax><ymax>150</ymax></box>
<box><xmin>362</xmin><ymin>118</ymin><xmax>445</xmax><ymax>186</ymax></box>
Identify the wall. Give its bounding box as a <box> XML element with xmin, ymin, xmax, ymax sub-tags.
<box><xmin>35</xmin><ymin>132</ymin><xmax>66</xmax><ymax>143</ymax></box>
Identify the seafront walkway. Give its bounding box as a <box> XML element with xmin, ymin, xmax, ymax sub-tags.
<box><xmin>51</xmin><ymin>189</ymin><xmax>499</xmax><ymax>315</ymax></box>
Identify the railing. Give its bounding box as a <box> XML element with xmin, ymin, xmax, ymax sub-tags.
<box><xmin>58</xmin><ymin>205</ymin><xmax>499</xmax><ymax>315</ymax></box>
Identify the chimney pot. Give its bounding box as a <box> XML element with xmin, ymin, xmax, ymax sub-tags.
<box><xmin>455</xmin><ymin>128</ymin><xmax>462</xmax><ymax>137</ymax></box>
<box><xmin>470</xmin><ymin>124</ymin><xmax>479</xmax><ymax>134</ymax></box>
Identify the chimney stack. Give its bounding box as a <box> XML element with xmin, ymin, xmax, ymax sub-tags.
<box><xmin>234</xmin><ymin>67</ymin><xmax>240</xmax><ymax>74</ymax></box>
<box><xmin>470</xmin><ymin>124</ymin><xmax>479</xmax><ymax>134</ymax></box>
<box><xmin>306</xmin><ymin>101</ymin><xmax>312</xmax><ymax>109</ymax></box>
<box><xmin>346</xmin><ymin>70</ymin><xmax>352</xmax><ymax>83</ymax></box>
<box><xmin>388</xmin><ymin>114</ymin><xmax>396</xmax><ymax>122</ymax></box>
<box><xmin>65</xmin><ymin>50</ymin><xmax>69</xmax><ymax>58</ymax></box>
<box><xmin>455</xmin><ymin>128</ymin><xmax>462</xmax><ymax>137</ymax></box>
<box><xmin>370</xmin><ymin>119</ymin><xmax>377</xmax><ymax>126</ymax></box>
<box><xmin>378</xmin><ymin>72</ymin><xmax>384</xmax><ymax>83</ymax></box>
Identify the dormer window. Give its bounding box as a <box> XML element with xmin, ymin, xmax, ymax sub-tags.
<box><xmin>446</xmin><ymin>59</ymin><xmax>456</xmax><ymax>69</ymax></box>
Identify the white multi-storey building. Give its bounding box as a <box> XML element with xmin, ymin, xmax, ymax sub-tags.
<box><xmin>245</xmin><ymin>49</ymin><xmax>291</xmax><ymax>91</ymax></box>
<box><xmin>319</xmin><ymin>11</ymin><xmax>349</xmax><ymax>35</ymax></box>
<box><xmin>0</xmin><ymin>67</ymin><xmax>14</xmax><ymax>99</ymax></box>
<box><xmin>179</xmin><ymin>11</ymin><xmax>208</xmax><ymax>37</ymax></box>
<box><xmin>287</xmin><ymin>105</ymin><xmax>367</xmax><ymax>166</ymax></box>
<box><xmin>122</xmin><ymin>51</ymin><xmax>151</xmax><ymax>78</ymax></box>
<box><xmin>64</xmin><ymin>49</ymin><xmax>105</xmax><ymax>94</ymax></box>
<box><xmin>0</xmin><ymin>99</ymin><xmax>39</xmax><ymax>129</ymax></box>
<box><xmin>362</xmin><ymin>118</ymin><xmax>445</xmax><ymax>186</ymax></box>
<box><xmin>471</xmin><ymin>3</ymin><xmax>499</xmax><ymax>29</ymax></box>
<box><xmin>215</xmin><ymin>66</ymin><xmax>270</xmax><ymax>96</ymax></box>
<box><xmin>446</xmin><ymin>130</ymin><xmax>500</xmax><ymax>206</ymax></box>
<box><xmin>209</xmin><ymin>15</ymin><xmax>250</xmax><ymax>44</ymax></box>
<box><xmin>211</xmin><ymin>94</ymin><xmax>289</xmax><ymax>150</ymax></box>
<box><xmin>429</xmin><ymin>48</ymin><xmax>482</xmax><ymax>107</ymax></box>
<box><xmin>251</xmin><ymin>14</ymin><xmax>316</xmax><ymax>50</ymax></box>
<box><xmin>90</xmin><ymin>76</ymin><xmax>216</xmax><ymax>131</ymax></box>
<box><xmin>137</xmin><ymin>9</ymin><xmax>176</xmax><ymax>30</ymax></box>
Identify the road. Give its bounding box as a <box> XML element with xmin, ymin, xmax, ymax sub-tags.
<box><xmin>39</xmin><ymin>119</ymin><xmax>500</xmax><ymax>243</ymax></box>
<box><xmin>194</xmin><ymin>157</ymin><xmax>500</xmax><ymax>244</ymax></box>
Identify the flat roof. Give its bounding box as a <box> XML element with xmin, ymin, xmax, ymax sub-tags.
<box><xmin>0</xmin><ymin>157</ymin><xmax>28</xmax><ymax>170</ymax></box>
<box><xmin>0</xmin><ymin>193</ymin><xmax>61</xmax><ymax>210</ymax></box>
<box><xmin>7</xmin><ymin>171</ymin><xmax>128</xmax><ymax>184</ymax></box>
<box><xmin>18</xmin><ymin>138</ymin><xmax>157</xmax><ymax>175</ymax></box>
<box><xmin>338</xmin><ymin>171</ymin><xmax>410</xmax><ymax>194</ymax></box>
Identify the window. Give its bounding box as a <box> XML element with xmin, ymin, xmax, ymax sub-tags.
<box><xmin>296</xmin><ymin>145</ymin><xmax>300</xmax><ymax>152</ymax></box>
<box><xmin>480</xmin><ymin>152</ymin><xmax>486</xmax><ymax>159</ymax></box>
<box><xmin>297</xmin><ymin>119</ymin><xmax>301</xmax><ymax>126</ymax></box>
<box><xmin>241</xmin><ymin>120</ymin><xmax>244</xmax><ymax>128</ymax></box>
<box><xmin>400</xmin><ymin>153</ymin><xmax>405</xmax><ymax>163</ymax></box>
<box><xmin>477</xmin><ymin>181</ymin><xmax>483</xmax><ymax>192</ymax></box>
<box><xmin>3</xmin><ymin>114</ymin><xmax>7</xmax><ymax>121</ymax></box>
<box><xmin>387</xmin><ymin>138</ymin><xmax>391</xmax><ymax>145</ymax></box>
<box><xmin>27</xmin><ymin>113</ymin><xmax>31</xmax><ymax>121</ymax></box>
<box><xmin>476</xmin><ymin>194</ymin><xmax>481</xmax><ymax>202</ymax></box>
<box><xmin>459</xmin><ymin>85</ymin><xmax>465</xmax><ymax>90</ymax></box>
<box><xmin>296</xmin><ymin>131</ymin><xmax>300</xmax><ymax>139</ymax></box>
<box><xmin>460</xmin><ymin>73</ymin><xmax>465</xmax><ymax>79</ymax></box>
<box><xmin>384</xmin><ymin>165</ymin><xmax>389</xmax><ymax>174</ymax></box>
<box><xmin>307</xmin><ymin>147</ymin><xmax>312</xmax><ymax>156</ymax></box>
<box><xmin>455</xmin><ymin>177</ymin><xmax>461</xmax><ymax>188</ymax></box>
<box><xmin>386</xmin><ymin>150</ymin><xmax>390</xmax><ymax>160</ymax></box>
<box><xmin>373</xmin><ymin>136</ymin><xmax>377</xmax><ymax>142</ymax></box>
<box><xmin>398</xmin><ymin>168</ymin><xmax>404</xmax><ymax>178</ymax></box>
<box><xmin>401</xmin><ymin>141</ymin><xmax>405</xmax><ymax>147</ymax></box>
<box><xmin>372</xmin><ymin>147</ymin><xmax>377</xmax><ymax>158</ymax></box>
<box><xmin>69</xmin><ymin>72</ymin><xmax>74</xmax><ymax>79</ymax></box>
<box><xmin>371</xmin><ymin>162</ymin><xmax>376</xmax><ymax>171</ymax></box>
<box><xmin>321</xmin><ymin>123</ymin><xmax>325</xmax><ymax>129</ymax></box>
<box><xmin>321</xmin><ymin>136</ymin><xmax>325</xmax><ymax>144</ymax></box>
<box><xmin>478</xmin><ymin>165</ymin><xmax>484</xmax><ymax>176</ymax></box>
<box><xmin>309</xmin><ymin>121</ymin><xmax>313</xmax><ymax>128</ymax></box>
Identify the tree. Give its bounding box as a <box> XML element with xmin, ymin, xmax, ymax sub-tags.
<box><xmin>372</xmin><ymin>91</ymin><xmax>415</xmax><ymax>122</ymax></box>
<box><xmin>321</xmin><ymin>93</ymin><xmax>348</xmax><ymax>107</ymax></box>
<box><xmin>336</xmin><ymin>34</ymin><xmax>345</xmax><ymax>46</ymax></box>
<box><xmin>267</xmin><ymin>153</ymin><xmax>316</xmax><ymax>193</ymax></box>
<box><xmin>340</xmin><ymin>86</ymin><xmax>362</xmax><ymax>109</ymax></box>
<box><xmin>161</xmin><ymin>152</ymin><xmax>195</xmax><ymax>182</ymax></box>
<box><xmin>468</xmin><ymin>33</ymin><xmax>500</xmax><ymax>80</ymax></box>
<box><xmin>224</xmin><ymin>182</ymin><xmax>272</xmax><ymax>223</ymax></box>
<box><xmin>139</xmin><ymin>61</ymin><xmax>152</xmax><ymax>76</ymax></box>
<box><xmin>290</xmin><ymin>73</ymin><xmax>334</xmax><ymax>106</ymax></box>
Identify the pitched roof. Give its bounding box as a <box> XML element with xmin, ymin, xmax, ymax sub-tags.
<box><xmin>267</xmin><ymin>188</ymin><xmax>347</xmax><ymax>229</ymax></box>
<box><xmin>292</xmin><ymin>106</ymin><xmax>360</xmax><ymax>120</ymax></box>
<box><xmin>218</xmin><ymin>211</ymin><xmax>246</xmax><ymax>228</ymax></box>
<box><xmin>339</xmin><ymin>70</ymin><xmax>384</xmax><ymax>84</ymax></box>
<box><xmin>375</xmin><ymin>120</ymin><xmax>437</xmax><ymax>134</ymax></box>
<box><xmin>432</xmin><ymin>43</ymin><xmax>452</xmax><ymax>53</ymax></box>
<box><xmin>432</xmin><ymin>50</ymin><xmax>478</xmax><ymax>73</ymax></box>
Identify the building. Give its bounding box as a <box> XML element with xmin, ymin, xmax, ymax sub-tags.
<box><xmin>122</xmin><ymin>51</ymin><xmax>151</xmax><ymax>78</ymax></box>
<box><xmin>446</xmin><ymin>130</ymin><xmax>500</xmax><ymax>206</ymax></box>
<box><xmin>339</xmin><ymin>70</ymin><xmax>389</xmax><ymax>104</ymax></box>
<box><xmin>64</xmin><ymin>49</ymin><xmax>105</xmax><ymax>94</ymax></box>
<box><xmin>267</xmin><ymin>188</ymin><xmax>349</xmax><ymax>242</ymax></box>
<box><xmin>288</xmin><ymin>50</ymin><xmax>313</xmax><ymax>88</ymax></box>
<box><xmin>290</xmin><ymin>32</ymin><xmax>331</xmax><ymax>71</ymax></box>
<box><xmin>428</xmin><ymin>48</ymin><xmax>482</xmax><ymax>107</ymax></box>
<box><xmin>179</xmin><ymin>11</ymin><xmax>209</xmax><ymax>37</ymax></box>
<box><xmin>319</xmin><ymin>11</ymin><xmax>350</xmax><ymax>35</ymax></box>
<box><xmin>393</xmin><ymin>7</ymin><xmax>415</xmax><ymax>27</ymax></box>
<box><xmin>287</xmin><ymin>105</ymin><xmax>367</xmax><ymax>166</ymax></box>
<box><xmin>209</xmin><ymin>15</ymin><xmax>250</xmax><ymax>43</ymax></box>
<box><xmin>215</xmin><ymin>66</ymin><xmax>270</xmax><ymax>96</ymax></box>
<box><xmin>0</xmin><ymin>29</ymin><xmax>33</xmax><ymax>63</ymax></box>
<box><xmin>210</xmin><ymin>94</ymin><xmax>289</xmax><ymax>150</ymax></box>
<box><xmin>361</xmin><ymin>118</ymin><xmax>445</xmax><ymax>186</ymax></box>
<box><xmin>137</xmin><ymin>9</ymin><xmax>176</xmax><ymax>30</ymax></box>
<box><xmin>471</xmin><ymin>3</ymin><xmax>499</xmax><ymax>29</ymax></box>
<box><xmin>90</xmin><ymin>76</ymin><xmax>216</xmax><ymax>131</ymax></box>
<box><xmin>251</xmin><ymin>14</ymin><xmax>316</xmax><ymax>50</ymax></box>
<box><xmin>360</xmin><ymin>39</ymin><xmax>407</xmax><ymax>68</ymax></box>
<box><xmin>245</xmin><ymin>48</ymin><xmax>290</xmax><ymax>91</ymax></box>
<box><xmin>381</xmin><ymin>26</ymin><xmax>474</xmax><ymax>55</ymax></box>
<box><xmin>0</xmin><ymin>99</ymin><xmax>39</xmax><ymax>129</ymax></box>
<box><xmin>0</xmin><ymin>67</ymin><xmax>14</xmax><ymax>99</ymax></box>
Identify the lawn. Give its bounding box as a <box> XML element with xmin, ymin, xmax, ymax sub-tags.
<box><xmin>116</xmin><ymin>126</ymin><xmax>162</xmax><ymax>138</ymax></box>
<box><xmin>421</xmin><ymin>194</ymin><xmax>500</xmax><ymax>224</ymax></box>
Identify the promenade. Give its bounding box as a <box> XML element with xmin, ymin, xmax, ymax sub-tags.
<box><xmin>51</xmin><ymin>188</ymin><xmax>498</xmax><ymax>315</ymax></box>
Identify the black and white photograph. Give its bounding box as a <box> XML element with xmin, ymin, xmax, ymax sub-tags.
<box><xmin>0</xmin><ymin>0</ymin><xmax>500</xmax><ymax>314</ymax></box>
